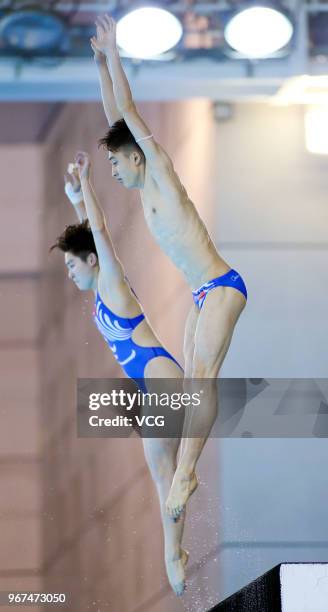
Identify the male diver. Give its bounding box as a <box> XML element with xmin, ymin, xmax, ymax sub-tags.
<box><xmin>91</xmin><ymin>16</ymin><xmax>248</xmax><ymax>521</ymax></box>
<box><xmin>50</xmin><ymin>156</ymin><xmax>192</xmax><ymax>596</ymax></box>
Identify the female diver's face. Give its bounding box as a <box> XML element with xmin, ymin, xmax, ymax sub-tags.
<box><xmin>64</xmin><ymin>252</ymin><xmax>96</xmax><ymax>291</ymax></box>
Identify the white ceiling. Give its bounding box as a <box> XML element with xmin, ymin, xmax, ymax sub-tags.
<box><xmin>1</xmin><ymin>2</ymin><xmax>328</xmax><ymax>101</ymax></box>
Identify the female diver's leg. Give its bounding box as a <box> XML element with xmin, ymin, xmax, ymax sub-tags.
<box><xmin>142</xmin><ymin>357</ymin><xmax>189</xmax><ymax>596</ymax></box>
<box><xmin>142</xmin><ymin>435</ymin><xmax>189</xmax><ymax>596</ymax></box>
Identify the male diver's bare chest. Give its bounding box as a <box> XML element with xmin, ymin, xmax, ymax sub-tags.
<box><xmin>141</xmin><ymin>191</ymin><xmax>178</xmax><ymax>246</ymax></box>
<box><xmin>140</xmin><ymin>176</ymin><xmax>184</xmax><ymax>229</ymax></box>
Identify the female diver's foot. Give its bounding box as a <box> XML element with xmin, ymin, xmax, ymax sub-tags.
<box><xmin>165</xmin><ymin>548</ymin><xmax>189</xmax><ymax>596</ymax></box>
<box><xmin>166</xmin><ymin>471</ymin><xmax>198</xmax><ymax>521</ymax></box>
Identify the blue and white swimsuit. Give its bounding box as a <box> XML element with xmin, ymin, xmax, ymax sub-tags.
<box><xmin>192</xmin><ymin>268</ymin><xmax>247</xmax><ymax>309</ymax></box>
<box><xmin>93</xmin><ymin>292</ymin><xmax>182</xmax><ymax>392</ymax></box>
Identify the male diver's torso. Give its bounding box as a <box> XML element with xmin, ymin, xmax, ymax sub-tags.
<box><xmin>140</xmin><ymin>167</ymin><xmax>230</xmax><ymax>290</ymax></box>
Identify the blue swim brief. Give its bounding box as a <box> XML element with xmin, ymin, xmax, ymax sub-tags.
<box><xmin>192</xmin><ymin>268</ymin><xmax>247</xmax><ymax>309</ymax></box>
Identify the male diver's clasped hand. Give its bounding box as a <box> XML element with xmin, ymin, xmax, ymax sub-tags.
<box><xmin>75</xmin><ymin>151</ymin><xmax>91</xmax><ymax>182</ymax></box>
<box><xmin>91</xmin><ymin>14</ymin><xmax>117</xmax><ymax>56</ymax></box>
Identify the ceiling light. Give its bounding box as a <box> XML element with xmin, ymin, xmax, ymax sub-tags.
<box><xmin>224</xmin><ymin>6</ymin><xmax>293</xmax><ymax>58</ymax></box>
<box><xmin>116</xmin><ymin>7</ymin><xmax>183</xmax><ymax>59</ymax></box>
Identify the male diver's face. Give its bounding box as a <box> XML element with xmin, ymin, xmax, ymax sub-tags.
<box><xmin>108</xmin><ymin>147</ymin><xmax>141</xmax><ymax>189</ymax></box>
<box><xmin>64</xmin><ymin>252</ymin><xmax>96</xmax><ymax>291</ymax></box>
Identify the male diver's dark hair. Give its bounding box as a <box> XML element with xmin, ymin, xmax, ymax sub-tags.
<box><xmin>49</xmin><ymin>220</ymin><xmax>98</xmax><ymax>261</ymax></box>
<box><xmin>98</xmin><ymin>118</ymin><xmax>144</xmax><ymax>156</ymax></box>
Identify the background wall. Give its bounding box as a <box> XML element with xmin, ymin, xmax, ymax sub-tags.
<box><xmin>0</xmin><ymin>144</ymin><xmax>43</xmax><ymax>610</ymax></box>
<box><xmin>215</xmin><ymin>103</ymin><xmax>328</xmax><ymax>378</ymax></box>
<box><xmin>211</xmin><ymin>103</ymin><xmax>328</xmax><ymax>602</ymax></box>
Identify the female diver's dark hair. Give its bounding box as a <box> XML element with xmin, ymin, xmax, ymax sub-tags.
<box><xmin>49</xmin><ymin>220</ymin><xmax>98</xmax><ymax>261</ymax></box>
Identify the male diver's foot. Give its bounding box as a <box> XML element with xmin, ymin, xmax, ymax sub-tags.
<box><xmin>165</xmin><ymin>548</ymin><xmax>189</xmax><ymax>596</ymax></box>
<box><xmin>166</xmin><ymin>470</ymin><xmax>198</xmax><ymax>521</ymax></box>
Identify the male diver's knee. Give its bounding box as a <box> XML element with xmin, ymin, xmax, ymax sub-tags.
<box><xmin>192</xmin><ymin>357</ymin><xmax>219</xmax><ymax>378</ymax></box>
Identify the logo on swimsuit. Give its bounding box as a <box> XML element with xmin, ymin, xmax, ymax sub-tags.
<box><xmin>231</xmin><ymin>274</ymin><xmax>240</xmax><ymax>282</ymax></box>
<box><xmin>110</xmin><ymin>345</ymin><xmax>136</xmax><ymax>366</ymax></box>
<box><xmin>119</xmin><ymin>350</ymin><xmax>136</xmax><ymax>366</ymax></box>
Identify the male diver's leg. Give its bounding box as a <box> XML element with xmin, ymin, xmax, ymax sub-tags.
<box><xmin>166</xmin><ymin>286</ymin><xmax>246</xmax><ymax>519</ymax></box>
<box><xmin>183</xmin><ymin>304</ymin><xmax>199</xmax><ymax>378</ymax></box>
<box><xmin>179</xmin><ymin>304</ymin><xmax>199</xmax><ymax>473</ymax></box>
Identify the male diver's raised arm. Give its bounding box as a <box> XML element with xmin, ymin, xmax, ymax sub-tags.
<box><xmin>93</xmin><ymin>16</ymin><xmax>133</xmax><ymax>115</ymax></box>
<box><xmin>75</xmin><ymin>151</ymin><xmax>125</xmax><ymax>284</ymax></box>
<box><xmin>92</xmin><ymin>15</ymin><xmax>178</xmax><ymax>186</ymax></box>
<box><xmin>91</xmin><ymin>36</ymin><xmax>122</xmax><ymax>126</ymax></box>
